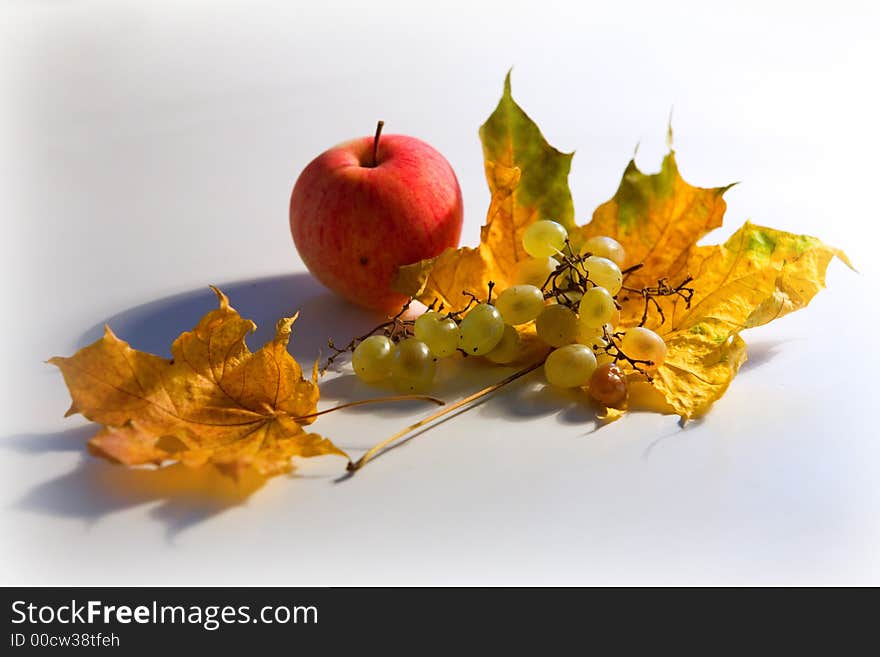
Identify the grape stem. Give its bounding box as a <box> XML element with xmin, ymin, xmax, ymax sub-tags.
<box><xmin>601</xmin><ymin>325</ymin><xmax>655</xmax><ymax>379</ymax></box>
<box><xmin>323</xmin><ymin>300</ymin><xmax>414</xmax><ymax>373</ymax></box>
<box><xmin>620</xmin><ymin>263</ymin><xmax>644</xmax><ymax>278</ymax></box>
<box><xmin>620</xmin><ymin>275</ymin><xmax>695</xmax><ymax>327</ymax></box>
<box><xmin>322</xmin><ymin>281</ymin><xmax>498</xmax><ymax>373</ymax></box>
<box><xmin>447</xmin><ymin>288</ymin><xmax>484</xmax><ymax>319</ymax></box>
<box><xmin>346</xmin><ymin>358</ymin><xmax>545</xmax><ymax>473</ymax></box>
<box><xmin>540</xmin><ymin>240</ymin><xmax>598</xmax><ymax>309</ymax></box>
<box><xmin>294</xmin><ymin>394</ymin><xmax>444</xmax><ymax>422</ymax></box>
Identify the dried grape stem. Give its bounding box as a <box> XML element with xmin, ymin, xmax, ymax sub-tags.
<box><xmin>347</xmin><ymin>359</ymin><xmax>545</xmax><ymax>473</ymax></box>
<box><xmin>323</xmin><ymin>301</ymin><xmax>413</xmax><ymax>372</ymax></box>
<box><xmin>621</xmin><ymin>275</ymin><xmax>694</xmax><ymax>327</ymax></box>
<box><xmin>620</xmin><ymin>263</ymin><xmax>644</xmax><ymax>278</ymax></box>
<box><xmin>450</xmin><ymin>289</ymin><xmax>482</xmax><ymax>318</ymax></box>
<box><xmin>324</xmin><ymin>282</ymin><xmax>500</xmax><ymax>372</ymax></box>
<box><xmin>539</xmin><ymin>240</ymin><xmax>604</xmax><ymax>308</ymax></box>
<box><xmin>600</xmin><ymin>325</ymin><xmax>655</xmax><ymax>379</ymax></box>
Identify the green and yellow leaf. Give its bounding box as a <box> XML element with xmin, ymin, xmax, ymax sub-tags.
<box><xmin>394</xmin><ymin>72</ymin><xmax>574</xmax><ymax>309</ymax></box>
<box><xmin>641</xmin><ymin>222</ymin><xmax>850</xmax><ymax>417</ymax></box>
<box><xmin>480</xmin><ymin>70</ymin><xmax>575</xmax><ymax>233</ymax></box>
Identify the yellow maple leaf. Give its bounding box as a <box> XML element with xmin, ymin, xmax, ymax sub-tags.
<box><xmin>630</xmin><ymin>221</ymin><xmax>850</xmax><ymax>418</ymax></box>
<box><xmin>394</xmin><ymin>75</ymin><xmax>850</xmax><ymax>421</ymax></box>
<box><xmin>50</xmin><ymin>287</ymin><xmax>347</xmax><ymax>478</ymax></box>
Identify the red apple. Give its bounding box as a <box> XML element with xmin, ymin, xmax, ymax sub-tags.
<box><xmin>289</xmin><ymin>122</ymin><xmax>463</xmax><ymax>313</ymax></box>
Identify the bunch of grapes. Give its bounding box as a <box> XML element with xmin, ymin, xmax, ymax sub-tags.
<box><xmin>515</xmin><ymin>220</ymin><xmax>668</xmax><ymax>406</ymax></box>
<box><xmin>345</xmin><ymin>286</ymin><xmax>522</xmax><ymax>394</ymax></box>
<box><xmin>339</xmin><ymin>219</ymin><xmax>675</xmax><ymax>408</ymax></box>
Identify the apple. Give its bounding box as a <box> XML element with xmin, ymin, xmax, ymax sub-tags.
<box><xmin>289</xmin><ymin>122</ymin><xmax>463</xmax><ymax>313</ymax></box>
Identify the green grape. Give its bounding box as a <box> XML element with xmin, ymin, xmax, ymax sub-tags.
<box><xmin>621</xmin><ymin>326</ymin><xmax>667</xmax><ymax>370</ymax></box>
<box><xmin>485</xmin><ymin>324</ymin><xmax>521</xmax><ymax>364</ymax></box>
<box><xmin>458</xmin><ymin>303</ymin><xmax>505</xmax><ymax>355</ymax></box>
<box><xmin>581</xmin><ymin>256</ymin><xmax>623</xmax><ymax>295</ymax></box>
<box><xmin>577</xmin><ymin>323</ymin><xmax>614</xmax><ymax>365</ymax></box>
<box><xmin>352</xmin><ymin>335</ymin><xmax>394</xmax><ymax>383</ymax></box>
<box><xmin>494</xmin><ymin>285</ymin><xmax>545</xmax><ymax>325</ymax></box>
<box><xmin>390</xmin><ymin>338</ymin><xmax>436</xmax><ymax>393</ymax></box>
<box><xmin>522</xmin><ymin>220</ymin><xmax>568</xmax><ymax>258</ymax></box>
<box><xmin>413</xmin><ymin>311</ymin><xmax>459</xmax><ymax>357</ymax></box>
<box><xmin>535</xmin><ymin>304</ymin><xmax>578</xmax><ymax>347</ymax></box>
<box><xmin>544</xmin><ymin>344</ymin><xmax>597</xmax><ymax>388</ymax></box>
<box><xmin>580</xmin><ymin>235</ymin><xmax>626</xmax><ymax>267</ymax></box>
<box><xmin>514</xmin><ymin>257</ymin><xmax>557</xmax><ymax>288</ymax></box>
<box><xmin>578</xmin><ymin>304</ymin><xmax>618</xmax><ymax>332</ymax></box>
<box><xmin>575</xmin><ymin>322</ymin><xmax>607</xmax><ymax>350</ymax></box>
<box><xmin>577</xmin><ymin>286</ymin><xmax>616</xmax><ymax>329</ymax></box>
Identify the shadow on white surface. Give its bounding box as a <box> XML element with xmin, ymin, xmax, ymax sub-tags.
<box><xmin>333</xmin><ymin>372</ymin><xmax>608</xmax><ymax>478</ymax></box>
<box><xmin>5</xmin><ymin>425</ymin><xmax>342</xmax><ymax>538</ymax></box>
<box><xmin>641</xmin><ymin>419</ymin><xmax>705</xmax><ymax>460</ymax></box>
<box><xmin>13</xmin><ymin>446</ymin><xmax>266</xmax><ymax>538</ymax></box>
<box><xmin>77</xmin><ymin>272</ymin><xmax>385</xmax><ymax>366</ymax></box>
<box><xmin>636</xmin><ymin>337</ymin><xmax>792</xmax><ymax>458</ymax></box>
<box><xmin>3</xmin><ymin>425</ymin><xmax>94</xmax><ymax>455</ymax></box>
<box><xmin>738</xmin><ymin>338</ymin><xmax>792</xmax><ymax>373</ymax></box>
<box><xmin>478</xmin><ymin>378</ymin><xmax>601</xmax><ymax>428</ymax></box>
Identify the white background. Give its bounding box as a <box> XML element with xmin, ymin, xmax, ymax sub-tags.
<box><xmin>1</xmin><ymin>0</ymin><xmax>878</xmax><ymax>585</ymax></box>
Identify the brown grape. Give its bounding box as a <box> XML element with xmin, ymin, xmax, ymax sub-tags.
<box><xmin>589</xmin><ymin>362</ymin><xmax>627</xmax><ymax>406</ymax></box>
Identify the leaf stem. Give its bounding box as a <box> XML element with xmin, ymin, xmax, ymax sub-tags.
<box><xmin>347</xmin><ymin>359</ymin><xmax>545</xmax><ymax>473</ymax></box>
<box><xmin>295</xmin><ymin>394</ymin><xmax>444</xmax><ymax>421</ymax></box>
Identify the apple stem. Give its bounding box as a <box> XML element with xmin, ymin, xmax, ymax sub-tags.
<box><xmin>372</xmin><ymin>120</ymin><xmax>384</xmax><ymax>167</ymax></box>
